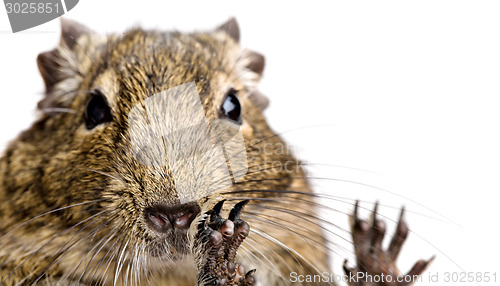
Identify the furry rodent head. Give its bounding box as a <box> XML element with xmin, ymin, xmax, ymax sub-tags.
<box><xmin>0</xmin><ymin>18</ymin><xmax>317</xmax><ymax>283</ymax></box>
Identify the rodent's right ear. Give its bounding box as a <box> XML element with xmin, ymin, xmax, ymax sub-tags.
<box><xmin>37</xmin><ymin>19</ymin><xmax>99</xmax><ymax>111</ymax></box>
<box><xmin>59</xmin><ymin>18</ymin><xmax>94</xmax><ymax>49</ymax></box>
<box><xmin>37</xmin><ymin>18</ymin><xmax>94</xmax><ymax>93</ymax></box>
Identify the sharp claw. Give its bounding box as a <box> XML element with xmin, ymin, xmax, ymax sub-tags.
<box><xmin>351</xmin><ymin>200</ymin><xmax>363</xmax><ymax>230</ymax></box>
<box><xmin>354</xmin><ymin>200</ymin><xmax>360</xmax><ymax>220</ymax></box>
<box><xmin>210</xmin><ymin>200</ymin><xmax>226</xmax><ymax>222</ymax></box>
<box><xmin>399</xmin><ymin>205</ymin><xmax>406</xmax><ymax>221</ymax></box>
<box><xmin>372</xmin><ymin>201</ymin><xmax>379</xmax><ymax>223</ymax></box>
<box><xmin>207</xmin><ymin>200</ymin><xmax>228</xmax><ymax>231</ymax></box>
<box><xmin>229</xmin><ymin>200</ymin><xmax>249</xmax><ymax>221</ymax></box>
<box><xmin>343</xmin><ymin>259</ymin><xmax>361</xmax><ymax>286</ymax></box>
<box><xmin>342</xmin><ymin>259</ymin><xmax>351</xmax><ymax>273</ymax></box>
<box><xmin>245</xmin><ymin>269</ymin><xmax>256</xmax><ymax>285</ymax></box>
<box><xmin>397</xmin><ymin>206</ymin><xmax>408</xmax><ymax>234</ymax></box>
<box><xmin>197</xmin><ymin>214</ymin><xmax>208</xmax><ymax>235</ymax></box>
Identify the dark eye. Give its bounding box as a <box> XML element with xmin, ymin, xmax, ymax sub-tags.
<box><xmin>220</xmin><ymin>90</ymin><xmax>242</xmax><ymax>123</ymax></box>
<box><xmin>84</xmin><ymin>90</ymin><xmax>113</xmax><ymax>130</ymax></box>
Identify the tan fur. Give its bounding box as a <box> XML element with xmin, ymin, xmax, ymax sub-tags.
<box><xmin>0</xmin><ymin>19</ymin><xmax>330</xmax><ymax>285</ymax></box>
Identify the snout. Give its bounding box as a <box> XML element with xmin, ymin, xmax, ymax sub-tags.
<box><xmin>144</xmin><ymin>202</ymin><xmax>200</xmax><ymax>233</ymax></box>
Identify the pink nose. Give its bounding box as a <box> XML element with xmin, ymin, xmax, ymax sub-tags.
<box><xmin>144</xmin><ymin>202</ymin><xmax>200</xmax><ymax>233</ymax></box>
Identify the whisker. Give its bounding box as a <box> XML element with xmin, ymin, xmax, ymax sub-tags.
<box><xmin>90</xmin><ymin>229</ymin><xmax>124</xmax><ymax>286</ymax></box>
<box><xmin>249</xmin><ymin>227</ymin><xmax>331</xmax><ymax>284</ymax></box>
<box><xmin>205</xmin><ymin>121</ymin><xmax>333</xmax><ymax>188</ymax></box>
<box><xmin>0</xmin><ymin>210</ymin><xmax>108</xmax><ymax>285</ymax></box>
<box><xmin>241</xmin><ymin>196</ymin><xmax>434</xmax><ymax>278</ymax></box>
<box><xmin>114</xmin><ymin>235</ymin><xmax>131</xmax><ymax>286</ymax></box>
<box><xmin>225</xmin><ymin>182</ymin><xmax>449</xmax><ymax>223</ymax></box>
<box><xmin>224</xmin><ymin>195</ymin><xmax>351</xmax><ymax>233</ymax></box>
<box><xmin>87</xmin><ymin>168</ymin><xmax>124</xmax><ymax>182</ymax></box>
<box><xmin>74</xmin><ymin>223</ymin><xmax>121</xmax><ymax>285</ymax></box>
<box><xmin>242</xmin><ymin>211</ymin><xmax>351</xmax><ymax>257</ymax></box>
<box><xmin>241</xmin><ymin>237</ymin><xmax>290</xmax><ymax>280</ymax></box>
<box><xmin>0</xmin><ymin>199</ymin><xmax>105</xmax><ymax>243</ymax></box>
<box><xmin>40</xmin><ymin>107</ymin><xmax>78</xmax><ymax>114</ymax></box>
<box><xmin>224</xmin><ymin>191</ymin><xmax>423</xmax><ymax>242</ymax></box>
<box><xmin>33</xmin><ymin>216</ymin><xmax>116</xmax><ymax>284</ymax></box>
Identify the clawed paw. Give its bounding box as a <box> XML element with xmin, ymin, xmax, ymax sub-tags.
<box><xmin>195</xmin><ymin>200</ymin><xmax>255</xmax><ymax>286</ymax></box>
<box><xmin>344</xmin><ymin>201</ymin><xmax>433</xmax><ymax>286</ymax></box>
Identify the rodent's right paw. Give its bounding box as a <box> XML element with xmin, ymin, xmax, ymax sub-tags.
<box><xmin>194</xmin><ymin>200</ymin><xmax>255</xmax><ymax>286</ymax></box>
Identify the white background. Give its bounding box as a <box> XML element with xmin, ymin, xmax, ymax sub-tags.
<box><xmin>1</xmin><ymin>1</ymin><xmax>499</xmax><ymax>285</ymax></box>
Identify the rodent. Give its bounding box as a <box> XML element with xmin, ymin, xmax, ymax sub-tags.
<box><xmin>0</xmin><ymin>18</ymin><xmax>432</xmax><ymax>286</ymax></box>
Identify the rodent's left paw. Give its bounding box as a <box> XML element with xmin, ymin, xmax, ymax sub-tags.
<box><xmin>195</xmin><ymin>200</ymin><xmax>255</xmax><ymax>286</ymax></box>
<box><xmin>344</xmin><ymin>201</ymin><xmax>434</xmax><ymax>286</ymax></box>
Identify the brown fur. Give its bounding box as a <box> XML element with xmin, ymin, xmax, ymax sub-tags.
<box><xmin>0</xmin><ymin>19</ymin><xmax>330</xmax><ymax>285</ymax></box>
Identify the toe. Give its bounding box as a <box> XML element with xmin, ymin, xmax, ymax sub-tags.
<box><xmin>405</xmin><ymin>256</ymin><xmax>434</xmax><ymax>278</ymax></box>
<box><xmin>388</xmin><ymin>207</ymin><xmax>409</xmax><ymax>261</ymax></box>
<box><xmin>220</xmin><ymin>219</ymin><xmax>235</xmax><ymax>237</ymax></box>
<box><xmin>370</xmin><ymin>219</ymin><xmax>386</xmax><ymax>254</ymax></box>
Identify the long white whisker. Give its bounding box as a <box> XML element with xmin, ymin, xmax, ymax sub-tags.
<box><xmin>33</xmin><ymin>214</ymin><xmax>114</xmax><ymax>284</ymax></box>
<box><xmin>114</xmin><ymin>236</ymin><xmax>131</xmax><ymax>286</ymax></box>
<box><xmin>0</xmin><ymin>199</ymin><xmax>105</xmax><ymax>243</ymax></box>
<box><xmin>249</xmin><ymin>227</ymin><xmax>329</xmax><ymax>283</ymax></box>
<box><xmin>76</xmin><ymin>224</ymin><xmax>120</xmax><ymax>284</ymax></box>
<box><xmin>0</xmin><ymin>210</ymin><xmax>107</xmax><ymax>285</ymax></box>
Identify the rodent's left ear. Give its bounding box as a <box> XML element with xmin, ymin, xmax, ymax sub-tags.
<box><xmin>216</xmin><ymin>17</ymin><xmax>240</xmax><ymax>43</ymax></box>
<box><xmin>242</xmin><ymin>51</ymin><xmax>269</xmax><ymax>111</ymax></box>
<box><xmin>247</xmin><ymin>90</ymin><xmax>269</xmax><ymax>111</ymax></box>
